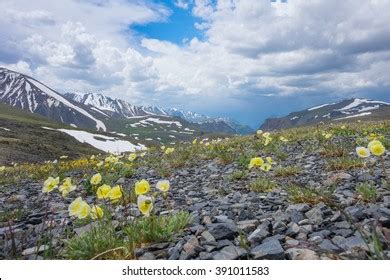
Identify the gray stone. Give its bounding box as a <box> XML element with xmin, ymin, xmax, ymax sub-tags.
<box><xmin>285</xmin><ymin>248</ymin><xmax>319</xmax><ymax>260</ymax></box>
<box><xmin>183</xmin><ymin>236</ymin><xmax>202</xmax><ymax>256</ymax></box>
<box><xmin>286</xmin><ymin>204</ymin><xmax>310</xmax><ymax>212</ymax></box>
<box><xmin>288</xmin><ymin>210</ymin><xmax>305</xmax><ymax>223</ymax></box>
<box><xmin>217</xmin><ymin>239</ymin><xmax>234</xmax><ymax>249</ymax></box>
<box><xmin>139</xmin><ymin>252</ymin><xmax>156</xmax><ymax>260</ymax></box>
<box><xmin>212</xmin><ymin>245</ymin><xmax>247</xmax><ymax>260</ymax></box>
<box><xmin>305</xmin><ymin>207</ymin><xmax>323</xmax><ymax>225</ymax></box>
<box><xmin>344</xmin><ymin>206</ymin><xmax>366</xmax><ymax>221</ymax></box>
<box><xmin>308</xmin><ymin>235</ymin><xmax>323</xmax><ymax>245</ymax></box>
<box><xmin>335</xmin><ymin>221</ymin><xmax>350</xmax><ymax>229</ymax></box>
<box><xmin>318</xmin><ymin>239</ymin><xmax>339</xmax><ymax>252</ymax></box>
<box><xmin>250</xmin><ymin>239</ymin><xmax>285</xmax><ymax>260</ymax></box>
<box><xmin>22</xmin><ymin>245</ymin><xmax>49</xmax><ymax>256</ymax></box>
<box><xmin>200</xmin><ymin>231</ymin><xmax>217</xmax><ymax>245</ymax></box>
<box><xmin>285</xmin><ymin>239</ymin><xmax>299</xmax><ymax>247</ymax></box>
<box><xmin>248</xmin><ymin>223</ymin><xmax>270</xmax><ymax>244</ymax></box>
<box><xmin>206</xmin><ymin>223</ymin><xmax>239</xmax><ymax>240</ymax></box>
<box><xmin>286</xmin><ymin>223</ymin><xmax>300</xmax><ymax>237</ymax></box>
<box><xmin>343</xmin><ymin>236</ymin><xmax>369</xmax><ymax>252</ymax></box>
<box><xmin>262</xmin><ymin>234</ymin><xmax>285</xmax><ymax>243</ymax></box>
<box><xmin>237</xmin><ymin>220</ymin><xmax>258</xmax><ymax>233</ymax></box>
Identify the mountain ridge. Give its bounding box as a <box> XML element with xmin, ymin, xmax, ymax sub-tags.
<box><xmin>260</xmin><ymin>98</ymin><xmax>390</xmax><ymax>130</ymax></box>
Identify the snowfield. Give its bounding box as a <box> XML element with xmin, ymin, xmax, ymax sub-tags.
<box><xmin>130</xmin><ymin>117</ymin><xmax>183</xmax><ymax>128</ymax></box>
<box><xmin>42</xmin><ymin>127</ymin><xmax>145</xmax><ymax>153</ymax></box>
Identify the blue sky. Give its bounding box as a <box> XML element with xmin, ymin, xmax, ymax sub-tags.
<box><xmin>1</xmin><ymin>0</ymin><xmax>390</xmax><ymax>128</ymax></box>
<box><xmin>133</xmin><ymin>1</ymin><xmax>202</xmax><ymax>45</ymax></box>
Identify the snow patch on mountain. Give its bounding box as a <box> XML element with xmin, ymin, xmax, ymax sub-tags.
<box><xmin>29</xmin><ymin>79</ymin><xmax>106</xmax><ymax>131</ymax></box>
<box><xmin>42</xmin><ymin>127</ymin><xmax>144</xmax><ymax>153</ymax></box>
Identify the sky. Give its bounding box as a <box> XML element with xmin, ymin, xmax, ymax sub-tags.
<box><xmin>1</xmin><ymin>0</ymin><xmax>390</xmax><ymax>128</ymax></box>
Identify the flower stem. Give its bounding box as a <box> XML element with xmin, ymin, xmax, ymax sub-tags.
<box><xmin>380</xmin><ymin>156</ymin><xmax>388</xmax><ymax>178</ymax></box>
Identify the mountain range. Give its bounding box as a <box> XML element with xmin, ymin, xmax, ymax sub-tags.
<box><xmin>0</xmin><ymin>67</ymin><xmax>253</xmax><ymax>136</ymax></box>
<box><xmin>261</xmin><ymin>98</ymin><xmax>390</xmax><ymax>130</ymax></box>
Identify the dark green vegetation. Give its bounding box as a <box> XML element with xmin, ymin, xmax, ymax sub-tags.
<box><xmin>0</xmin><ymin>103</ymin><xmax>99</xmax><ymax>164</ymax></box>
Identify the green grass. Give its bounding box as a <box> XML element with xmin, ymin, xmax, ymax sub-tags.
<box><xmin>64</xmin><ymin>222</ymin><xmax>127</xmax><ymax>260</ymax></box>
<box><xmin>356</xmin><ymin>182</ymin><xmax>377</xmax><ymax>202</ymax></box>
<box><xmin>228</xmin><ymin>170</ymin><xmax>248</xmax><ymax>181</ymax></box>
<box><xmin>327</xmin><ymin>157</ymin><xmax>365</xmax><ymax>171</ymax></box>
<box><xmin>286</xmin><ymin>184</ymin><xmax>335</xmax><ymax>205</ymax></box>
<box><xmin>0</xmin><ymin>208</ymin><xmax>26</xmax><ymax>223</ymax></box>
<box><xmin>248</xmin><ymin>178</ymin><xmax>277</xmax><ymax>192</ymax></box>
<box><xmin>124</xmin><ymin>211</ymin><xmax>191</xmax><ymax>245</ymax></box>
<box><xmin>274</xmin><ymin>166</ymin><xmax>301</xmax><ymax>177</ymax></box>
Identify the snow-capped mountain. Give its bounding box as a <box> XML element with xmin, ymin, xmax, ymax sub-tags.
<box><xmin>0</xmin><ymin>67</ymin><xmax>106</xmax><ymax>131</ymax></box>
<box><xmin>260</xmin><ymin>98</ymin><xmax>390</xmax><ymax>130</ymax></box>
<box><xmin>65</xmin><ymin>92</ymin><xmax>253</xmax><ymax>134</ymax></box>
<box><xmin>64</xmin><ymin>92</ymin><xmax>154</xmax><ymax>119</ymax></box>
<box><xmin>0</xmin><ymin>67</ymin><xmax>252</xmax><ymax>135</ymax></box>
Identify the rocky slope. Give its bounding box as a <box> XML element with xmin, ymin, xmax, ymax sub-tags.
<box><xmin>261</xmin><ymin>98</ymin><xmax>390</xmax><ymax>130</ymax></box>
<box><xmin>1</xmin><ymin>124</ymin><xmax>389</xmax><ymax>260</ymax></box>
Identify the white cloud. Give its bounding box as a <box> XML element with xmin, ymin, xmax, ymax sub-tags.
<box><xmin>174</xmin><ymin>0</ymin><xmax>191</xmax><ymax>10</ymax></box>
<box><xmin>1</xmin><ymin>0</ymin><xmax>390</xmax><ymax>125</ymax></box>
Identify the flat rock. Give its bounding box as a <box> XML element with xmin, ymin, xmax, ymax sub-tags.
<box><xmin>206</xmin><ymin>223</ymin><xmax>238</xmax><ymax>240</ymax></box>
<box><xmin>250</xmin><ymin>239</ymin><xmax>284</xmax><ymax>260</ymax></box>
<box><xmin>285</xmin><ymin>248</ymin><xmax>319</xmax><ymax>260</ymax></box>
<box><xmin>213</xmin><ymin>245</ymin><xmax>247</xmax><ymax>260</ymax></box>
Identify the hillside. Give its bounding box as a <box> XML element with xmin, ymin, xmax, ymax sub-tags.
<box><xmin>0</xmin><ymin>120</ymin><xmax>389</xmax><ymax>260</ymax></box>
<box><xmin>261</xmin><ymin>98</ymin><xmax>390</xmax><ymax>130</ymax></box>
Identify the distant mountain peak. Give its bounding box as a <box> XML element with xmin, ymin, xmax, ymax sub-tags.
<box><xmin>0</xmin><ymin>67</ymin><xmax>106</xmax><ymax>131</ymax></box>
<box><xmin>261</xmin><ymin>97</ymin><xmax>390</xmax><ymax>130</ymax></box>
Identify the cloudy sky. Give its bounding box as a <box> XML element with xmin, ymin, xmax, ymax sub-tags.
<box><xmin>1</xmin><ymin>0</ymin><xmax>390</xmax><ymax>128</ymax></box>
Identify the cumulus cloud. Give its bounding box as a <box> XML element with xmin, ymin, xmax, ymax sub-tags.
<box><xmin>1</xmin><ymin>0</ymin><xmax>390</xmax><ymax>126</ymax></box>
<box><xmin>174</xmin><ymin>0</ymin><xmax>192</xmax><ymax>10</ymax></box>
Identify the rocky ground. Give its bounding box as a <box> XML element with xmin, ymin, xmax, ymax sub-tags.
<box><xmin>1</xmin><ymin>140</ymin><xmax>390</xmax><ymax>260</ymax></box>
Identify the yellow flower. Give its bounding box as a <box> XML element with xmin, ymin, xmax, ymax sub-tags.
<box><xmin>105</xmin><ymin>154</ymin><xmax>119</xmax><ymax>164</ymax></box>
<box><xmin>264</xmin><ymin>136</ymin><xmax>272</xmax><ymax>146</ymax></box>
<box><xmin>248</xmin><ymin>157</ymin><xmax>264</xmax><ymax>169</ymax></box>
<box><xmin>368</xmin><ymin>140</ymin><xmax>385</xmax><ymax>156</ymax></box>
<box><xmin>96</xmin><ymin>184</ymin><xmax>111</xmax><ymax>199</ymax></box>
<box><xmin>192</xmin><ymin>139</ymin><xmax>198</xmax><ymax>145</ymax></box>
<box><xmin>260</xmin><ymin>163</ymin><xmax>272</xmax><ymax>172</ymax></box>
<box><xmin>356</xmin><ymin>147</ymin><xmax>370</xmax><ymax>158</ymax></box>
<box><xmin>90</xmin><ymin>205</ymin><xmax>104</xmax><ymax>220</ymax></box>
<box><xmin>59</xmin><ymin>177</ymin><xmax>76</xmax><ymax>197</ymax></box>
<box><xmin>0</xmin><ymin>166</ymin><xmax>5</xmax><ymax>172</ymax></box>
<box><xmin>137</xmin><ymin>195</ymin><xmax>153</xmax><ymax>217</ymax></box>
<box><xmin>140</xmin><ymin>152</ymin><xmax>146</xmax><ymax>157</ymax></box>
<box><xmin>96</xmin><ymin>161</ymin><xmax>103</xmax><ymax>167</ymax></box>
<box><xmin>135</xmin><ymin>179</ymin><xmax>150</xmax><ymax>195</ymax></box>
<box><xmin>90</xmin><ymin>155</ymin><xmax>96</xmax><ymax>160</ymax></box>
<box><xmin>161</xmin><ymin>145</ymin><xmax>166</xmax><ymax>150</ymax></box>
<box><xmin>90</xmin><ymin>173</ymin><xmax>102</xmax><ymax>185</ymax></box>
<box><xmin>262</xmin><ymin>132</ymin><xmax>270</xmax><ymax>138</ymax></box>
<box><xmin>128</xmin><ymin>153</ymin><xmax>137</xmax><ymax>162</ymax></box>
<box><xmin>368</xmin><ymin>140</ymin><xmax>381</xmax><ymax>150</ymax></box>
<box><xmin>42</xmin><ymin>176</ymin><xmax>60</xmax><ymax>193</ymax></box>
<box><xmin>108</xmin><ymin>185</ymin><xmax>123</xmax><ymax>201</ymax></box>
<box><xmin>341</xmin><ymin>125</ymin><xmax>346</xmax><ymax>129</ymax></box>
<box><xmin>164</xmin><ymin>147</ymin><xmax>175</xmax><ymax>155</ymax></box>
<box><xmin>156</xmin><ymin>180</ymin><xmax>170</xmax><ymax>192</ymax></box>
<box><xmin>266</xmin><ymin>157</ymin><xmax>273</xmax><ymax>164</ymax></box>
<box><xmin>323</xmin><ymin>133</ymin><xmax>332</xmax><ymax>139</ymax></box>
<box><xmin>68</xmin><ymin>197</ymin><xmax>91</xmax><ymax>219</ymax></box>
<box><xmin>279</xmin><ymin>136</ymin><xmax>288</xmax><ymax>142</ymax></box>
